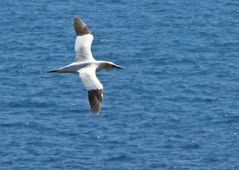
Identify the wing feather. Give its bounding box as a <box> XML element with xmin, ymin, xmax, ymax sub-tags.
<box><xmin>74</xmin><ymin>16</ymin><xmax>95</xmax><ymax>62</ymax></box>
<box><xmin>79</xmin><ymin>66</ymin><xmax>103</xmax><ymax>114</ymax></box>
<box><xmin>74</xmin><ymin>16</ymin><xmax>91</xmax><ymax>36</ymax></box>
<box><xmin>88</xmin><ymin>89</ymin><xmax>103</xmax><ymax>114</ymax></box>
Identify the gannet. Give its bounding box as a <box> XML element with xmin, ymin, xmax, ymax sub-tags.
<box><xmin>48</xmin><ymin>16</ymin><xmax>122</xmax><ymax>115</ymax></box>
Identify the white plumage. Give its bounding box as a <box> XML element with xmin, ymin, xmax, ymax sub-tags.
<box><xmin>79</xmin><ymin>65</ymin><xmax>103</xmax><ymax>91</ymax></box>
<box><xmin>74</xmin><ymin>34</ymin><xmax>95</xmax><ymax>62</ymax></box>
<box><xmin>48</xmin><ymin>16</ymin><xmax>122</xmax><ymax>115</ymax></box>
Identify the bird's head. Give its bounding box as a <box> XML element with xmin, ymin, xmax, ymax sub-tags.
<box><xmin>97</xmin><ymin>61</ymin><xmax>122</xmax><ymax>72</ymax></box>
<box><xmin>105</xmin><ymin>62</ymin><xmax>122</xmax><ymax>70</ymax></box>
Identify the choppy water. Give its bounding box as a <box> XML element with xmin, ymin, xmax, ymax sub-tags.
<box><xmin>1</xmin><ymin>0</ymin><xmax>239</xmax><ymax>169</ymax></box>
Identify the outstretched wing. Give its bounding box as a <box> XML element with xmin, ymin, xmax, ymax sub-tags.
<box><xmin>74</xmin><ymin>16</ymin><xmax>95</xmax><ymax>62</ymax></box>
<box><xmin>79</xmin><ymin>66</ymin><xmax>103</xmax><ymax>114</ymax></box>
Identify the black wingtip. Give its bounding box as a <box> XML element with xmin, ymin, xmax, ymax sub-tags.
<box><xmin>74</xmin><ymin>16</ymin><xmax>91</xmax><ymax>36</ymax></box>
<box><xmin>88</xmin><ymin>89</ymin><xmax>103</xmax><ymax>114</ymax></box>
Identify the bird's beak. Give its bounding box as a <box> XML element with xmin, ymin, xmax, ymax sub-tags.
<box><xmin>112</xmin><ymin>64</ymin><xmax>123</xmax><ymax>69</ymax></box>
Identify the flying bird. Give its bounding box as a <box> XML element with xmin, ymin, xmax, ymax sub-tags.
<box><xmin>48</xmin><ymin>16</ymin><xmax>122</xmax><ymax>115</ymax></box>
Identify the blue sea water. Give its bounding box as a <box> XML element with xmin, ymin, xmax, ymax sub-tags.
<box><xmin>1</xmin><ymin>0</ymin><xmax>239</xmax><ymax>169</ymax></box>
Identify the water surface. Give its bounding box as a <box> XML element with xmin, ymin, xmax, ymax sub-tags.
<box><xmin>0</xmin><ymin>0</ymin><xmax>239</xmax><ymax>169</ymax></box>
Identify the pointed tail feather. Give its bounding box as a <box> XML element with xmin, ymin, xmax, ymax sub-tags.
<box><xmin>47</xmin><ymin>70</ymin><xmax>59</xmax><ymax>73</ymax></box>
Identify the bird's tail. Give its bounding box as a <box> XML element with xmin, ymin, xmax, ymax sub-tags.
<box><xmin>47</xmin><ymin>70</ymin><xmax>59</xmax><ymax>73</ymax></box>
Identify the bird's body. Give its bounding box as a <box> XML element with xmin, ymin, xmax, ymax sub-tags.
<box><xmin>48</xmin><ymin>60</ymin><xmax>121</xmax><ymax>74</ymax></box>
<box><xmin>48</xmin><ymin>16</ymin><xmax>122</xmax><ymax>115</ymax></box>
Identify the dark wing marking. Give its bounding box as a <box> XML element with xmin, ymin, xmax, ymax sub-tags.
<box><xmin>74</xmin><ymin>16</ymin><xmax>91</xmax><ymax>36</ymax></box>
<box><xmin>88</xmin><ymin>89</ymin><xmax>103</xmax><ymax>114</ymax></box>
